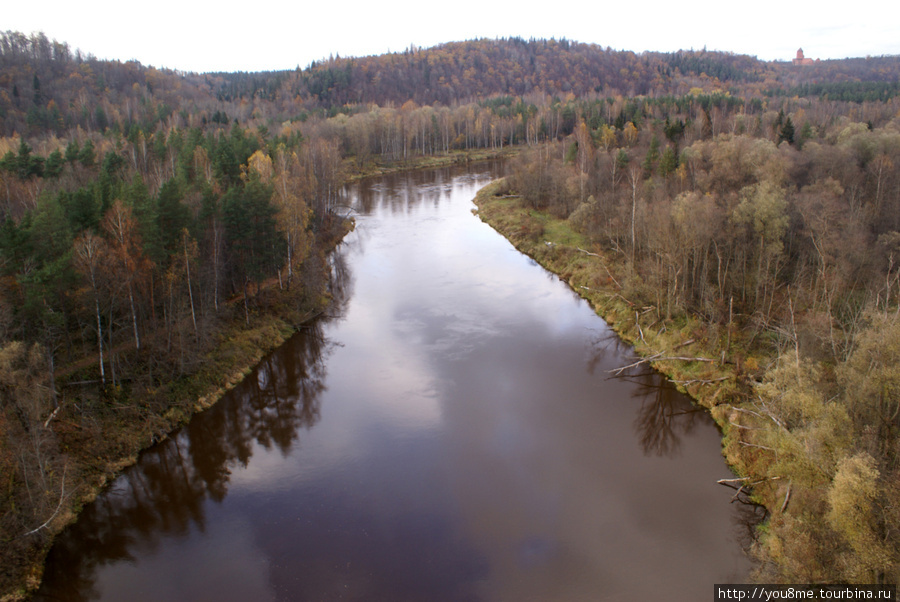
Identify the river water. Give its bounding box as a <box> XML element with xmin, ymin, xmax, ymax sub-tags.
<box><xmin>36</xmin><ymin>163</ymin><xmax>754</xmax><ymax>601</ymax></box>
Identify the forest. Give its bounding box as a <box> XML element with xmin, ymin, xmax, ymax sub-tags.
<box><xmin>1</xmin><ymin>30</ymin><xmax>900</xmax><ymax>597</ymax></box>
<box><xmin>491</xmin><ymin>111</ymin><xmax>900</xmax><ymax>581</ymax></box>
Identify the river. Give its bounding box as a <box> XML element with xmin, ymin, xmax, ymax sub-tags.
<box><xmin>36</xmin><ymin>163</ymin><xmax>755</xmax><ymax>601</ymax></box>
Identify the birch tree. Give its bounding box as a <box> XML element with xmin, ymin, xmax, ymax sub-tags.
<box><xmin>73</xmin><ymin>231</ymin><xmax>108</xmax><ymax>384</ymax></box>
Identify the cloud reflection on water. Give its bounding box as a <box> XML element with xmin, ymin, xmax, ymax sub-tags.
<box><xmin>36</xmin><ymin>163</ymin><xmax>753</xmax><ymax>602</ymax></box>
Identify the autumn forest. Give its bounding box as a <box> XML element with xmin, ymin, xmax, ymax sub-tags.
<box><xmin>2</xmin><ymin>31</ymin><xmax>900</xmax><ymax>597</ymax></box>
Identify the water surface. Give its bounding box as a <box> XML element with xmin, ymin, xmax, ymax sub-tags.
<box><xmin>37</xmin><ymin>164</ymin><xmax>753</xmax><ymax>601</ymax></box>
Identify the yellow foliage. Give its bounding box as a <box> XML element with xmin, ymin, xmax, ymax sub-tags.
<box><xmin>0</xmin><ymin>341</ymin><xmax>51</xmax><ymax>423</ymax></box>
<box><xmin>598</xmin><ymin>124</ymin><xmax>616</xmax><ymax>151</ymax></box>
<box><xmin>755</xmin><ymin>358</ymin><xmax>853</xmax><ymax>487</ymax></box>
<box><xmin>826</xmin><ymin>453</ymin><xmax>893</xmax><ymax>581</ymax></box>
<box><xmin>623</xmin><ymin>121</ymin><xmax>638</xmax><ymax>145</ymax></box>
<box><xmin>245</xmin><ymin>149</ymin><xmax>273</xmax><ymax>183</ymax></box>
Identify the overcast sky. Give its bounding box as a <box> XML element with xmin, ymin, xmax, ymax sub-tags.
<box><xmin>5</xmin><ymin>0</ymin><xmax>900</xmax><ymax>73</ymax></box>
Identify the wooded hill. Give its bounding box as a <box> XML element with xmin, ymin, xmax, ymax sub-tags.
<box><xmin>1</xmin><ymin>30</ymin><xmax>900</xmax><ymax>597</ymax></box>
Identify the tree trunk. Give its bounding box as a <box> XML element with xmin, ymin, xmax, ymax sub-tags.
<box><xmin>286</xmin><ymin>235</ymin><xmax>293</xmax><ymax>291</ymax></box>
<box><xmin>184</xmin><ymin>232</ymin><xmax>198</xmax><ymax>336</ymax></box>
<box><xmin>128</xmin><ymin>284</ymin><xmax>140</xmax><ymax>350</ymax></box>
<box><xmin>213</xmin><ymin>224</ymin><xmax>220</xmax><ymax>313</ymax></box>
<box><xmin>242</xmin><ymin>278</ymin><xmax>250</xmax><ymax>326</ymax></box>
<box><xmin>94</xmin><ymin>294</ymin><xmax>105</xmax><ymax>385</ymax></box>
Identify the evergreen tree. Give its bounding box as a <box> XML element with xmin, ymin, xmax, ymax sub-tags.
<box><xmin>643</xmin><ymin>135</ymin><xmax>660</xmax><ymax>176</ymax></box>
<box><xmin>659</xmin><ymin>146</ymin><xmax>678</xmax><ymax>177</ymax></box>
<box><xmin>44</xmin><ymin>149</ymin><xmax>65</xmax><ymax>178</ymax></box>
<box><xmin>18</xmin><ymin>195</ymin><xmax>75</xmax><ymax>337</ymax></box>
<box><xmin>155</xmin><ymin>179</ymin><xmax>192</xmax><ymax>261</ymax></box>
<box><xmin>79</xmin><ymin>139</ymin><xmax>96</xmax><ymax>167</ymax></box>
<box><xmin>62</xmin><ymin>187</ymin><xmax>100</xmax><ymax>232</ymax></box>
<box><xmin>126</xmin><ymin>176</ymin><xmax>164</xmax><ymax>265</ymax></box>
<box><xmin>2</xmin><ymin>138</ymin><xmax>45</xmax><ymax>179</ymax></box>
<box><xmin>64</xmin><ymin>139</ymin><xmax>80</xmax><ymax>163</ymax></box>
<box><xmin>779</xmin><ymin>117</ymin><xmax>795</xmax><ymax>146</ymax></box>
<box><xmin>32</xmin><ymin>75</ymin><xmax>41</xmax><ymax>105</ymax></box>
<box><xmin>223</xmin><ymin>178</ymin><xmax>286</xmax><ymax>291</ymax></box>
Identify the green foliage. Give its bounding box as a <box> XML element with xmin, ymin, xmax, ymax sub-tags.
<box><xmin>61</xmin><ymin>186</ymin><xmax>100</xmax><ymax>232</ymax></box>
<box><xmin>564</xmin><ymin>141</ymin><xmax>578</xmax><ymax>164</ymax></box>
<box><xmin>666</xmin><ymin>50</ymin><xmax>762</xmax><ymax>83</ymax></box>
<box><xmin>206</xmin><ymin>124</ymin><xmax>259</xmax><ymax>187</ymax></box>
<box><xmin>94</xmin><ymin>106</ymin><xmax>109</xmax><ymax>131</ymax></box>
<box><xmin>44</xmin><ymin>148</ymin><xmax>64</xmax><ymax>178</ymax></box>
<box><xmin>223</xmin><ymin>178</ymin><xmax>286</xmax><ymax>286</ymax></box>
<box><xmin>659</xmin><ymin>146</ymin><xmax>677</xmax><ymax>177</ymax></box>
<box><xmin>64</xmin><ymin>139</ymin><xmax>80</xmax><ymax>163</ymax></box>
<box><xmin>99</xmin><ymin>151</ymin><xmax>125</xmax><ymax>209</ymax></box>
<box><xmin>767</xmin><ymin>81</ymin><xmax>900</xmax><ymax>103</ymax></box>
<box><xmin>78</xmin><ymin>139</ymin><xmax>95</xmax><ymax>167</ymax></box>
<box><xmin>642</xmin><ymin>135</ymin><xmax>660</xmax><ymax>175</ymax></box>
<box><xmin>779</xmin><ymin>117</ymin><xmax>795</xmax><ymax>146</ymax></box>
<box><xmin>125</xmin><ymin>176</ymin><xmax>163</xmax><ymax>263</ymax></box>
<box><xmin>29</xmin><ymin>194</ymin><xmax>72</xmax><ymax>264</ymax></box>
<box><xmin>0</xmin><ymin>138</ymin><xmax>44</xmax><ymax>178</ymax></box>
<box><xmin>663</xmin><ymin>116</ymin><xmax>685</xmax><ymax>143</ymax></box>
<box><xmin>155</xmin><ymin>180</ymin><xmax>192</xmax><ymax>259</ymax></box>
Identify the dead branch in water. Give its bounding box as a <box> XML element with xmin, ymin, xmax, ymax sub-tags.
<box><xmin>716</xmin><ymin>476</ymin><xmax>781</xmax><ymax>507</ymax></box>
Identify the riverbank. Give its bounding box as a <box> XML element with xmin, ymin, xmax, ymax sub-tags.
<box><xmin>0</xmin><ymin>222</ymin><xmax>350</xmax><ymax>602</ymax></box>
<box><xmin>348</xmin><ymin>147</ymin><xmax>521</xmax><ymax>181</ymax></box>
<box><xmin>0</xmin><ymin>151</ymin><xmax>522</xmax><ymax>602</ymax></box>
<box><xmin>472</xmin><ymin>179</ymin><xmax>775</xmax><ymax>558</ymax></box>
<box><xmin>472</xmin><ymin>179</ymin><xmax>748</xmax><ymax>409</ymax></box>
<box><xmin>36</xmin><ymin>162</ymin><xmax>751</xmax><ymax>600</ymax></box>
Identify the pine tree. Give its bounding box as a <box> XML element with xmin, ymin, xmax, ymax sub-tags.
<box><xmin>779</xmin><ymin>117</ymin><xmax>795</xmax><ymax>146</ymax></box>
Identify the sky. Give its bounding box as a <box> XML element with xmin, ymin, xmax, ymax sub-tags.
<box><xmin>5</xmin><ymin>0</ymin><xmax>900</xmax><ymax>74</ymax></box>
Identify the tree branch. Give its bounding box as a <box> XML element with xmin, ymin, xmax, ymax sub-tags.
<box><xmin>608</xmin><ymin>353</ymin><xmax>716</xmax><ymax>376</ymax></box>
<box><xmin>674</xmin><ymin>376</ymin><xmax>730</xmax><ymax>386</ymax></box>
<box><xmin>20</xmin><ymin>462</ymin><xmax>69</xmax><ymax>539</ymax></box>
<box><xmin>576</xmin><ymin>247</ymin><xmax>623</xmax><ymax>289</ymax></box>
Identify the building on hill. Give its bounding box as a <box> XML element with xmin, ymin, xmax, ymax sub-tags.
<box><xmin>792</xmin><ymin>48</ymin><xmax>816</xmax><ymax>65</ymax></box>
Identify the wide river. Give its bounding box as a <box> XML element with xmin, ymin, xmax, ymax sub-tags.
<box><xmin>37</xmin><ymin>163</ymin><xmax>755</xmax><ymax>601</ymax></box>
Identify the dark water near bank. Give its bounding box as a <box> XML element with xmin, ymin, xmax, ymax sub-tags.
<box><xmin>37</xmin><ymin>164</ymin><xmax>755</xmax><ymax>601</ymax></box>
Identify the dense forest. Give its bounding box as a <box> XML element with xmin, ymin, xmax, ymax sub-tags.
<box><xmin>495</xmin><ymin>113</ymin><xmax>900</xmax><ymax>581</ymax></box>
<box><xmin>1</xmin><ymin>30</ymin><xmax>900</xmax><ymax>597</ymax></box>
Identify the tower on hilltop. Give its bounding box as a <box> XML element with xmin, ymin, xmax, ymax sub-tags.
<box><xmin>793</xmin><ymin>48</ymin><xmax>815</xmax><ymax>65</ymax></box>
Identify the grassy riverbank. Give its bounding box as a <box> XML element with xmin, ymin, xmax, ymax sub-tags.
<box><xmin>472</xmin><ymin>179</ymin><xmax>782</xmax><ymax>561</ymax></box>
<box><xmin>475</xmin><ymin>177</ymin><xmax>900</xmax><ymax>583</ymax></box>
<box><xmin>473</xmin><ymin>179</ymin><xmax>751</xmax><ymax>410</ymax></box>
